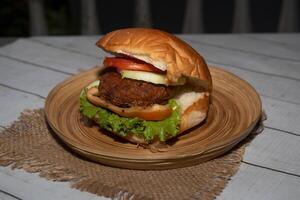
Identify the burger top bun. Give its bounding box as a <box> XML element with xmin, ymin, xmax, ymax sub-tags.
<box><xmin>96</xmin><ymin>28</ymin><xmax>212</xmax><ymax>91</ymax></box>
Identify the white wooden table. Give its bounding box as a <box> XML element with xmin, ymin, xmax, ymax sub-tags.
<box><xmin>0</xmin><ymin>34</ymin><xmax>299</xmax><ymax>200</ymax></box>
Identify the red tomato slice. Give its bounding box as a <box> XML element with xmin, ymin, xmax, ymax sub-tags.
<box><xmin>103</xmin><ymin>57</ymin><xmax>163</xmax><ymax>73</ymax></box>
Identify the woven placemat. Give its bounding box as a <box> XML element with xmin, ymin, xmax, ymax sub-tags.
<box><xmin>0</xmin><ymin>109</ymin><xmax>264</xmax><ymax>200</ymax></box>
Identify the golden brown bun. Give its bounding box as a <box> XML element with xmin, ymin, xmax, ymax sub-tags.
<box><xmin>96</xmin><ymin>28</ymin><xmax>212</xmax><ymax>91</ymax></box>
<box><xmin>179</xmin><ymin>92</ymin><xmax>209</xmax><ymax>133</ymax></box>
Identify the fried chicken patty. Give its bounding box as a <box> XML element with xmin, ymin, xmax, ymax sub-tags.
<box><xmin>98</xmin><ymin>69</ymin><xmax>174</xmax><ymax>107</ymax></box>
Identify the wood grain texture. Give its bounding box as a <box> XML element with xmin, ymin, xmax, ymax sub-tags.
<box><xmin>0</xmin><ymin>167</ymin><xmax>102</xmax><ymax>200</ymax></box>
<box><xmin>244</xmin><ymin>34</ymin><xmax>300</xmax><ymax>51</ymax></box>
<box><xmin>184</xmin><ymin>38</ymin><xmax>300</xmax><ymax>81</ymax></box>
<box><xmin>217</xmin><ymin>163</ymin><xmax>300</xmax><ymax>200</ymax></box>
<box><xmin>181</xmin><ymin>34</ymin><xmax>300</xmax><ymax>60</ymax></box>
<box><xmin>45</xmin><ymin>66</ymin><xmax>261</xmax><ymax>169</ymax></box>
<box><xmin>261</xmin><ymin>96</ymin><xmax>300</xmax><ymax>135</ymax></box>
<box><xmin>31</xmin><ymin>36</ymin><xmax>101</xmax><ymax>57</ymax></box>
<box><xmin>0</xmin><ymin>57</ymin><xmax>68</xmax><ymax>98</ymax></box>
<box><xmin>210</xmin><ymin>62</ymin><xmax>300</xmax><ymax>105</ymax></box>
<box><xmin>0</xmin><ymin>190</ymin><xmax>20</xmax><ymax>200</ymax></box>
<box><xmin>243</xmin><ymin>128</ymin><xmax>300</xmax><ymax>175</ymax></box>
<box><xmin>0</xmin><ymin>86</ymin><xmax>44</xmax><ymax>126</ymax></box>
<box><xmin>0</xmin><ymin>39</ymin><xmax>99</xmax><ymax>74</ymax></box>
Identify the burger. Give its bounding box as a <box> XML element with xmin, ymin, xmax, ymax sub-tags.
<box><xmin>80</xmin><ymin>28</ymin><xmax>212</xmax><ymax>145</ymax></box>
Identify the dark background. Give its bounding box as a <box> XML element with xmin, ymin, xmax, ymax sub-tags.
<box><xmin>0</xmin><ymin>0</ymin><xmax>298</xmax><ymax>36</ymax></box>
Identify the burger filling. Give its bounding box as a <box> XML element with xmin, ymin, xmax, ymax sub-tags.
<box><xmin>79</xmin><ymin>56</ymin><xmax>182</xmax><ymax>143</ymax></box>
<box><xmin>98</xmin><ymin>68</ymin><xmax>174</xmax><ymax>107</ymax></box>
<box><xmin>80</xmin><ymin>83</ymin><xmax>180</xmax><ymax>142</ymax></box>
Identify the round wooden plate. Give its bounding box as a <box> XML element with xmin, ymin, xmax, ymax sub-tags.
<box><xmin>45</xmin><ymin>66</ymin><xmax>262</xmax><ymax>170</ymax></box>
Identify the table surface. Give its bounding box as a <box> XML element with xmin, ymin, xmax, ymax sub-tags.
<box><xmin>0</xmin><ymin>34</ymin><xmax>299</xmax><ymax>200</ymax></box>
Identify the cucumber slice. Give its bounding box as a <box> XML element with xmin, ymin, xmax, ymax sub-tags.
<box><xmin>87</xmin><ymin>80</ymin><xmax>100</xmax><ymax>89</ymax></box>
<box><xmin>80</xmin><ymin>80</ymin><xmax>100</xmax><ymax>96</ymax></box>
<box><xmin>120</xmin><ymin>70</ymin><xmax>168</xmax><ymax>85</ymax></box>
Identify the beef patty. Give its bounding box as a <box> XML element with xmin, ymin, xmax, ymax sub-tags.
<box><xmin>98</xmin><ymin>70</ymin><xmax>173</xmax><ymax>107</ymax></box>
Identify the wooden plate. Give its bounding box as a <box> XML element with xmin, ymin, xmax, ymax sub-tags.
<box><xmin>45</xmin><ymin>66</ymin><xmax>262</xmax><ymax>169</ymax></box>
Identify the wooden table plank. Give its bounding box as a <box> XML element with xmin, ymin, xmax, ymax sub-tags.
<box><xmin>0</xmin><ymin>39</ymin><xmax>100</xmax><ymax>74</ymax></box>
<box><xmin>0</xmin><ymin>57</ymin><xmax>68</xmax><ymax>98</ymax></box>
<box><xmin>217</xmin><ymin>163</ymin><xmax>300</xmax><ymax>200</ymax></box>
<box><xmin>210</xmin><ymin>63</ymin><xmax>300</xmax><ymax>105</ymax></box>
<box><xmin>185</xmin><ymin>38</ymin><xmax>300</xmax><ymax>81</ymax></box>
<box><xmin>0</xmin><ymin>86</ymin><xmax>44</xmax><ymax>127</ymax></box>
<box><xmin>245</xmin><ymin>34</ymin><xmax>300</xmax><ymax>50</ymax></box>
<box><xmin>243</xmin><ymin>128</ymin><xmax>300</xmax><ymax>175</ymax></box>
<box><xmin>30</xmin><ymin>36</ymin><xmax>102</xmax><ymax>58</ymax></box>
<box><xmin>181</xmin><ymin>34</ymin><xmax>300</xmax><ymax>60</ymax></box>
<box><xmin>262</xmin><ymin>96</ymin><xmax>300</xmax><ymax>135</ymax></box>
<box><xmin>55</xmin><ymin>33</ymin><xmax>300</xmax><ymax>60</ymax></box>
<box><xmin>0</xmin><ymin>167</ymin><xmax>104</xmax><ymax>200</ymax></box>
<box><xmin>0</xmin><ymin>191</ymin><xmax>19</xmax><ymax>200</ymax></box>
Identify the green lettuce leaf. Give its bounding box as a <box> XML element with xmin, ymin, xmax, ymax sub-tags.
<box><xmin>79</xmin><ymin>86</ymin><xmax>181</xmax><ymax>142</ymax></box>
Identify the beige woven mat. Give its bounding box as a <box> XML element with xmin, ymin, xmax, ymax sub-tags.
<box><xmin>0</xmin><ymin>109</ymin><xmax>264</xmax><ymax>200</ymax></box>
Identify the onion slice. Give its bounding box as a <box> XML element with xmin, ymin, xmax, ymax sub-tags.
<box><xmin>120</xmin><ymin>70</ymin><xmax>186</xmax><ymax>85</ymax></box>
<box><xmin>86</xmin><ymin>87</ymin><xmax>172</xmax><ymax>121</ymax></box>
<box><xmin>120</xmin><ymin>70</ymin><xmax>167</xmax><ymax>85</ymax></box>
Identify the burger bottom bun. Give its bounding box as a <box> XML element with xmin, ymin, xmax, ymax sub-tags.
<box><xmin>179</xmin><ymin>92</ymin><xmax>209</xmax><ymax>133</ymax></box>
<box><xmin>119</xmin><ymin>92</ymin><xmax>210</xmax><ymax>145</ymax></box>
